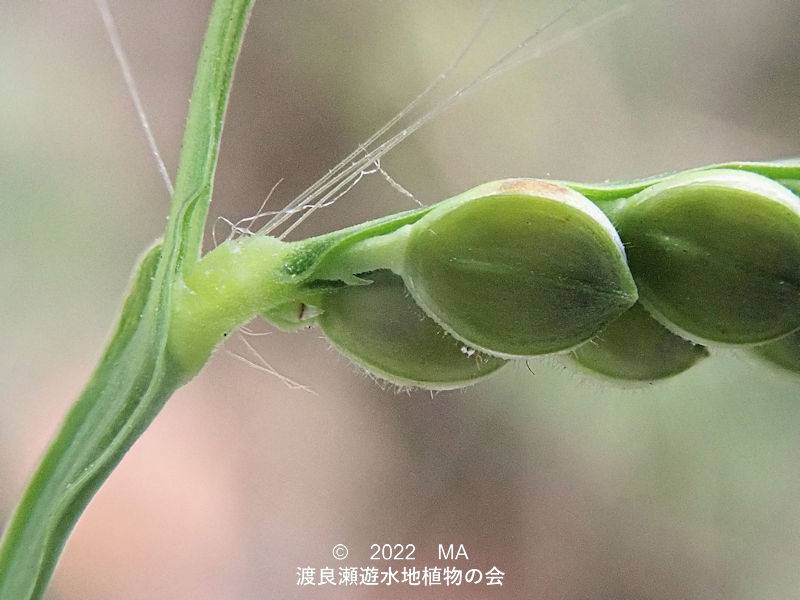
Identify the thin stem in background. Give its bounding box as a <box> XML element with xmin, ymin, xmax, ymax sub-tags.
<box><xmin>94</xmin><ymin>0</ymin><xmax>175</xmax><ymax>198</ymax></box>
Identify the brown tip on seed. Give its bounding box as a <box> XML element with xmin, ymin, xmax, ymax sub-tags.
<box><xmin>496</xmin><ymin>178</ymin><xmax>566</xmax><ymax>196</ymax></box>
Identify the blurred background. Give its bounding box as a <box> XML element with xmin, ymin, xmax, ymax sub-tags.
<box><xmin>2</xmin><ymin>1</ymin><xmax>800</xmax><ymax>598</ymax></box>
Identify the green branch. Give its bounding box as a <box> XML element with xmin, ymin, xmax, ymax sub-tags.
<box><xmin>0</xmin><ymin>2</ymin><xmax>253</xmax><ymax>598</ymax></box>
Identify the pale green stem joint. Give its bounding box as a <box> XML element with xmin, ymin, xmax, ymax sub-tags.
<box><xmin>168</xmin><ymin>235</ymin><xmax>300</xmax><ymax>374</ymax></box>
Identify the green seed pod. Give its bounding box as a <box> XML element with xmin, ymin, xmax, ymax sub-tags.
<box><xmin>614</xmin><ymin>169</ymin><xmax>800</xmax><ymax>345</ymax></box>
<box><xmin>750</xmin><ymin>331</ymin><xmax>800</xmax><ymax>375</ymax></box>
<box><xmin>317</xmin><ymin>270</ymin><xmax>507</xmax><ymax>389</ymax></box>
<box><xmin>570</xmin><ymin>302</ymin><xmax>709</xmax><ymax>381</ymax></box>
<box><xmin>400</xmin><ymin>179</ymin><xmax>638</xmax><ymax>357</ymax></box>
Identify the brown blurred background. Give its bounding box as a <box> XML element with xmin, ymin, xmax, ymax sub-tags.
<box><xmin>3</xmin><ymin>1</ymin><xmax>800</xmax><ymax>598</ymax></box>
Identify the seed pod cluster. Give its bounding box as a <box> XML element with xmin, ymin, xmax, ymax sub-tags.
<box><xmin>318</xmin><ymin>269</ymin><xmax>507</xmax><ymax>389</ymax></box>
<box><xmin>570</xmin><ymin>302</ymin><xmax>709</xmax><ymax>381</ymax></box>
<box><xmin>303</xmin><ymin>168</ymin><xmax>800</xmax><ymax>388</ymax></box>
<box><xmin>577</xmin><ymin>168</ymin><xmax>800</xmax><ymax>382</ymax></box>
<box><xmin>612</xmin><ymin>169</ymin><xmax>800</xmax><ymax>345</ymax></box>
<box><xmin>316</xmin><ymin>179</ymin><xmax>638</xmax><ymax>387</ymax></box>
<box><xmin>401</xmin><ymin>179</ymin><xmax>638</xmax><ymax>357</ymax></box>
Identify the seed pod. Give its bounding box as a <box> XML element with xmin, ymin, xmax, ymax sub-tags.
<box><xmin>614</xmin><ymin>169</ymin><xmax>800</xmax><ymax>345</ymax></box>
<box><xmin>570</xmin><ymin>302</ymin><xmax>709</xmax><ymax>381</ymax></box>
<box><xmin>400</xmin><ymin>179</ymin><xmax>638</xmax><ymax>357</ymax></box>
<box><xmin>750</xmin><ymin>331</ymin><xmax>800</xmax><ymax>375</ymax></box>
<box><xmin>318</xmin><ymin>270</ymin><xmax>507</xmax><ymax>389</ymax></box>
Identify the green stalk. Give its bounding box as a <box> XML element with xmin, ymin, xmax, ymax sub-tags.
<box><xmin>0</xmin><ymin>1</ymin><xmax>253</xmax><ymax>598</ymax></box>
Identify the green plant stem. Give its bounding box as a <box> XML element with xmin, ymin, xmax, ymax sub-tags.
<box><xmin>166</xmin><ymin>207</ymin><xmax>432</xmax><ymax>374</ymax></box>
<box><xmin>170</xmin><ymin>0</ymin><xmax>254</xmax><ymax>265</ymax></box>
<box><xmin>168</xmin><ymin>235</ymin><xmax>299</xmax><ymax>374</ymax></box>
<box><xmin>0</xmin><ymin>2</ymin><xmax>253</xmax><ymax>598</ymax></box>
<box><xmin>562</xmin><ymin>161</ymin><xmax>800</xmax><ymax>208</ymax></box>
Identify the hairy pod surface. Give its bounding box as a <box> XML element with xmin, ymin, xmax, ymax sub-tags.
<box><xmin>400</xmin><ymin>179</ymin><xmax>638</xmax><ymax>357</ymax></box>
<box><xmin>613</xmin><ymin>169</ymin><xmax>800</xmax><ymax>345</ymax></box>
<box><xmin>570</xmin><ymin>302</ymin><xmax>709</xmax><ymax>381</ymax></box>
<box><xmin>317</xmin><ymin>270</ymin><xmax>506</xmax><ymax>389</ymax></box>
